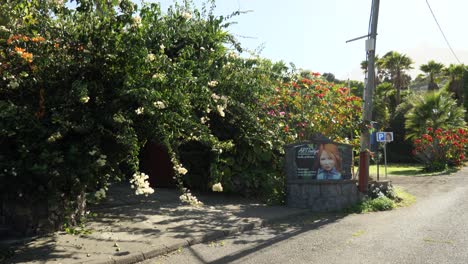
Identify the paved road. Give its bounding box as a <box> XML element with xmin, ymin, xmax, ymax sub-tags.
<box><xmin>141</xmin><ymin>169</ymin><xmax>468</xmax><ymax>264</ymax></box>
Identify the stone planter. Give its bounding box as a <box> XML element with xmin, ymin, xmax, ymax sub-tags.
<box><xmin>284</xmin><ymin>135</ymin><xmax>363</xmax><ymax>211</ymax></box>
<box><xmin>286</xmin><ymin>179</ymin><xmax>361</xmax><ymax>211</ymax></box>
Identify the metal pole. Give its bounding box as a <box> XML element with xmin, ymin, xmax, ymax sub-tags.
<box><xmin>384</xmin><ymin>142</ymin><xmax>388</xmax><ymax>178</ymax></box>
<box><xmin>376</xmin><ymin>144</ymin><xmax>380</xmax><ymax>181</ymax></box>
<box><xmin>359</xmin><ymin>0</ymin><xmax>380</xmax><ymax>193</ymax></box>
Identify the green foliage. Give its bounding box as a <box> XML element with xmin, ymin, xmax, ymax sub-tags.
<box><xmin>0</xmin><ymin>0</ymin><xmax>365</xmax><ymax>232</ymax></box>
<box><xmin>360</xmin><ymin>196</ymin><xmax>396</xmax><ymax>212</ymax></box>
<box><xmin>405</xmin><ymin>90</ymin><xmax>465</xmax><ymax>139</ymax></box>
<box><xmin>420</xmin><ymin>60</ymin><xmax>444</xmax><ymax>91</ymax></box>
<box><xmin>348</xmin><ymin>184</ymin><xmax>415</xmax><ymax>213</ymax></box>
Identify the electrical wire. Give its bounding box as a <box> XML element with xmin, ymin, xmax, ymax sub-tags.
<box><xmin>425</xmin><ymin>0</ymin><xmax>461</xmax><ymax>64</ymax></box>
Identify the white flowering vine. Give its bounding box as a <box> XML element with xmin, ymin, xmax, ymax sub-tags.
<box><xmin>153</xmin><ymin>101</ymin><xmax>166</xmax><ymax>109</ymax></box>
<box><xmin>47</xmin><ymin>132</ymin><xmax>63</xmax><ymax>143</ymax></box>
<box><xmin>135</xmin><ymin>107</ymin><xmax>144</xmax><ymax>115</ymax></box>
<box><xmin>80</xmin><ymin>96</ymin><xmax>90</xmax><ymax>103</ymax></box>
<box><xmin>96</xmin><ymin>154</ymin><xmax>107</xmax><ymax>167</ymax></box>
<box><xmin>212</xmin><ymin>183</ymin><xmax>223</xmax><ymax>192</ymax></box>
<box><xmin>179</xmin><ymin>189</ymin><xmax>203</xmax><ymax>206</ymax></box>
<box><xmin>208</xmin><ymin>80</ymin><xmax>218</xmax><ymax>87</ymax></box>
<box><xmin>147</xmin><ymin>53</ymin><xmax>156</xmax><ymax>62</ymax></box>
<box><xmin>94</xmin><ymin>187</ymin><xmax>107</xmax><ymax>200</ymax></box>
<box><xmin>181</xmin><ymin>12</ymin><xmax>192</xmax><ymax>20</ymax></box>
<box><xmin>130</xmin><ymin>172</ymin><xmax>154</xmax><ymax>196</ymax></box>
<box><xmin>216</xmin><ymin>105</ymin><xmax>225</xmax><ymax>117</ymax></box>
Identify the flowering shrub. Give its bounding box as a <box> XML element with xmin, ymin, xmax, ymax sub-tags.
<box><xmin>261</xmin><ymin>75</ymin><xmax>363</xmax><ymax>147</ymax></box>
<box><xmin>0</xmin><ymin>0</ymin><xmax>365</xmax><ymax>232</ymax></box>
<box><xmin>412</xmin><ymin>127</ymin><xmax>468</xmax><ymax>171</ymax></box>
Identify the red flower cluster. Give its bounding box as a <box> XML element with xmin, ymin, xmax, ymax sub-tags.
<box><xmin>413</xmin><ymin>127</ymin><xmax>468</xmax><ymax>168</ymax></box>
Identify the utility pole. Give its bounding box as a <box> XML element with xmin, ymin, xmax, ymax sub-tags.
<box><xmin>358</xmin><ymin>0</ymin><xmax>380</xmax><ymax>193</ymax></box>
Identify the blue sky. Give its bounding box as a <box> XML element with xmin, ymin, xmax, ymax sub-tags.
<box><xmin>152</xmin><ymin>0</ymin><xmax>468</xmax><ymax>81</ymax></box>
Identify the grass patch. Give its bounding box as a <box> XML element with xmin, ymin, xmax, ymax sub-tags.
<box><xmin>369</xmin><ymin>163</ymin><xmax>424</xmax><ymax>176</ymax></box>
<box><xmin>369</xmin><ymin>163</ymin><xmax>458</xmax><ymax>177</ymax></box>
<box><xmin>394</xmin><ymin>187</ymin><xmax>416</xmax><ymax>207</ymax></box>
<box><xmin>347</xmin><ymin>187</ymin><xmax>415</xmax><ymax>214</ymax></box>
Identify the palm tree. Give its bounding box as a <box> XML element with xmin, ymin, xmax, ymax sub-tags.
<box><xmin>443</xmin><ymin>64</ymin><xmax>465</xmax><ymax>104</ymax></box>
<box><xmin>420</xmin><ymin>60</ymin><xmax>444</xmax><ymax>91</ymax></box>
<box><xmin>360</xmin><ymin>55</ymin><xmax>382</xmax><ymax>83</ymax></box>
<box><xmin>405</xmin><ymin>90</ymin><xmax>465</xmax><ymax>139</ymax></box>
<box><xmin>379</xmin><ymin>51</ymin><xmax>414</xmax><ymax>105</ymax></box>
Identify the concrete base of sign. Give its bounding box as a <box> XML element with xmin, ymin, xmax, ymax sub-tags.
<box><xmin>286</xmin><ymin>180</ymin><xmax>362</xmax><ymax>211</ymax></box>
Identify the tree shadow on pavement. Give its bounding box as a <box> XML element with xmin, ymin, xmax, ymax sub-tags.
<box><xmin>2</xmin><ymin>183</ymin><xmax>344</xmax><ymax>264</ymax></box>
<box><xmin>185</xmin><ymin>212</ymin><xmax>346</xmax><ymax>264</ymax></box>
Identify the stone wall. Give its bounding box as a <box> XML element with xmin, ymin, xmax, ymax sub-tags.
<box><xmin>286</xmin><ymin>180</ymin><xmax>362</xmax><ymax>211</ymax></box>
<box><xmin>1</xmin><ymin>194</ymin><xmax>63</xmax><ymax>236</ymax></box>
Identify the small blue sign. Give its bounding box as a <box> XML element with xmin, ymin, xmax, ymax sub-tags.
<box><xmin>376</xmin><ymin>132</ymin><xmax>393</xmax><ymax>142</ymax></box>
<box><xmin>376</xmin><ymin>132</ymin><xmax>386</xmax><ymax>142</ymax></box>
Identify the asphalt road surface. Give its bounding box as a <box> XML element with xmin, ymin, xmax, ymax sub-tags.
<box><xmin>141</xmin><ymin>169</ymin><xmax>468</xmax><ymax>264</ymax></box>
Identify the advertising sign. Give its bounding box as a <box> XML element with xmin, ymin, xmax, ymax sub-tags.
<box><xmin>287</xmin><ymin>142</ymin><xmax>352</xmax><ymax>180</ymax></box>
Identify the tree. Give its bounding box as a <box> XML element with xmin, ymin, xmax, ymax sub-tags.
<box><xmin>322</xmin><ymin>72</ymin><xmax>338</xmax><ymax>83</ymax></box>
<box><xmin>379</xmin><ymin>51</ymin><xmax>414</xmax><ymax>105</ymax></box>
<box><xmin>405</xmin><ymin>90</ymin><xmax>465</xmax><ymax>139</ymax></box>
<box><xmin>420</xmin><ymin>60</ymin><xmax>444</xmax><ymax>91</ymax></box>
<box><xmin>443</xmin><ymin>64</ymin><xmax>466</xmax><ymax>104</ymax></box>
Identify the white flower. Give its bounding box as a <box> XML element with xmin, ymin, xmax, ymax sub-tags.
<box><xmin>80</xmin><ymin>96</ymin><xmax>90</xmax><ymax>103</ymax></box>
<box><xmin>228</xmin><ymin>52</ymin><xmax>238</xmax><ymax>59</ymax></box>
<box><xmin>153</xmin><ymin>101</ymin><xmax>166</xmax><ymax>109</ymax></box>
<box><xmin>200</xmin><ymin>116</ymin><xmax>209</xmax><ymax>124</ymax></box>
<box><xmin>0</xmin><ymin>26</ymin><xmax>9</xmax><ymax>32</ymax></box>
<box><xmin>94</xmin><ymin>188</ymin><xmax>107</xmax><ymax>200</ymax></box>
<box><xmin>9</xmin><ymin>81</ymin><xmax>19</xmax><ymax>89</ymax></box>
<box><xmin>152</xmin><ymin>73</ymin><xmax>166</xmax><ymax>81</ymax></box>
<box><xmin>147</xmin><ymin>53</ymin><xmax>156</xmax><ymax>62</ymax></box>
<box><xmin>208</xmin><ymin>80</ymin><xmax>218</xmax><ymax>87</ymax></box>
<box><xmin>212</xmin><ymin>183</ymin><xmax>223</xmax><ymax>192</ymax></box>
<box><xmin>88</xmin><ymin>150</ymin><xmax>97</xmax><ymax>156</ymax></box>
<box><xmin>177</xmin><ymin>166</ymin><xmax>188</xmax><ymax>175</ymax></box>
<box><xmin>211</xmin><ymin>93</ymin><xmax>221</xmax><ymax>101</ymax></box>
<box><xmin>216</xmin><ymin>105</ymin><xmax>225</xmax><ymax>117</ymax></box>
<box><xmin>47</xmin><ymin>132</ymin><xmax>62</xmax><ymax>142</ymax></box>
<box><xmin>135</xmin><ymin>107</ymin><xmax>144</xmax><ymax>115</ymax></box>
<box><xmin>181</xmin><ymin>12</ymin><xmax>192</xmax><ymax>20</ymax></box>
<box><xmin>160</xmin><ymin>44</ymin><xmax>165</xmax><ymax>51</ymax></box>
<box><xmin>132</xmin><ymin>16</ymin><xmax>141</xmax><ymax>27</ymax></box>
<box><xmin>130</xmin><ymin>172</ymin><xmax>154</xmax><ymax>196</ymax></box>
<box><xmin>96</xmin><ymin>154</ymin><xmax>107</xmax><ymax>167</ymax></box>
<box><xmin>179</xmin><ymin>191</ymin><xmax>203</xmax><ymax>206</ymax></box>
<box><xmin>200</xmin><ymin>47</ymin><xmax>205</xmax><ymax>51</ymax></box>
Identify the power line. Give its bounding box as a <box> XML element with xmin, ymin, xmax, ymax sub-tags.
<box><xmin>425</xmin><ymin>0</ymin><xmax>461</xmax><ymax>64</ymax></box>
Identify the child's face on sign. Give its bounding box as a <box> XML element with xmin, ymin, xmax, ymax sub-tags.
<box><xmin>320</xmin><ymin>151</ymin><xmax>335</xmax><ymax>171</ymax></box>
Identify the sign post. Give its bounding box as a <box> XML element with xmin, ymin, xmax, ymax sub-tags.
<box><xmin>376</xmin><ymin>132</ymin><xmax>393</xmax><ymax>179</ymax></box>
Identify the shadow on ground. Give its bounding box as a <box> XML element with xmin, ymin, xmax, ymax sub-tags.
<box><xmin>3</xmin><ymin>183</ymin><xmax>326</xmax><ymax>263</ymax></box>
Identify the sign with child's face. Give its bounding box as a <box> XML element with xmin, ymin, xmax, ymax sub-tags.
<box><xmin>295</xmin><ymin>144</ymin><xmax>319</xmax><ymax>178</ymax></box>
<box><xmin>286</xmin><ymin>141</ymin><xmax>353</xmax><ymax>180</ymax></box>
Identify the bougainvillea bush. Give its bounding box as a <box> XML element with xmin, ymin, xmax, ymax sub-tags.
<box><xmin>412</xmin><ymin>127</ymin><xmax>468</xmax><ymax>171</ymax></box>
